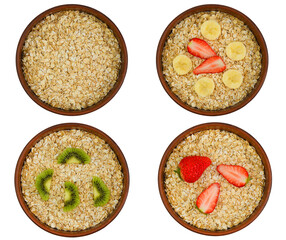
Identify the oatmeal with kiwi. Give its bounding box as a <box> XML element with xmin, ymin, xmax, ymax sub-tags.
<box><xmin>22</xmin><ymin>10</ymin><xmax>121</xmax><ymax>110</ymax></box>
<box><xmin>162</xmin><ymin>11</ymin><xmax>262</xmax><ymax>110</ymax></box>
<box><xmin>164</xmin><ymin>129</ymin><xmax>265</xmax><ymax>230</ymax></box>
<box><xmin>21</xmin><ymin>129</ymin><xmax>124</xmax><ymax>231</ymax></box>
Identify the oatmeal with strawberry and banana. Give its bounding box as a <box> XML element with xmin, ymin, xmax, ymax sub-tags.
<box><xmin>162</xmin><ymin>11</ymin><xmax>262</xmax><ymax>110</ymax></box>
<box><xmin>164</xmin><ymin>129</ymin><xmax>265</xmax><ymax>230</ymax></box>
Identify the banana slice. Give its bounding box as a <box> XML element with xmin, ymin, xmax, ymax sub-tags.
<box><xmin>173</xmin><ymin>55</ymin><xmax>192</xmax><ymax>75</ymax></box>
<box><xmin>201</xmin><ymin>20</ymin><xmax>221</xmax><ymax>40</ymax></box>
<box><xmin>194</xmin><ymin>77</ymin><xmax>215</xmax><ymax>97</ymax></box>
<box><xmin>222</xmin><ymin>70</ymin><xmax>243</xmax><ymax>89</ymax></box>
<box><xmin>226</xmin><ymin>42</ymin><xmax>246</xmax><ymax>60</ymax></box>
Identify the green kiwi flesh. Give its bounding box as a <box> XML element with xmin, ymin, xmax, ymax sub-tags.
<box><xmin>93</xmin><ymin>176</ymin><xmax>110</xmax><ymax>207</ymax></box>
<box><xmin>63</xmin><ymin>181</ymin><xmax>80</xmax><ymax>212</ymax></box>
<box><xmin>35</xmin><ymin>169</ymin><xmax>54</xmax><ymax>201</ymax></box>
<box><xmin>57</xmin><ymin>148</ymin><xmax>90</xmax><ymax>164</ymax></box>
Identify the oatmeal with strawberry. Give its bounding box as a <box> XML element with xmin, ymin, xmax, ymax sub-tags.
<box><xmin>161</xmin><ymin>11</ymin><xmax>262</xmax><ymax>110</ymax></box>
<box><xmin>164</xmin><ymin>129</ymin><xmax>265</xmax><ymax>230</ymax></box>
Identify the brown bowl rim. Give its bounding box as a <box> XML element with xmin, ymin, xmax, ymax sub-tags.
<box><xmin>14</xmin><ymin>123</ymin><xmax>130</xmax><ymax>237</ymax></box>
<box><xmin>156</xmin><ymin>4</ymin><xmax>268</xmax><ymax>116</ymax></box>
<box><xmin>16</xmin><ymin>4</ymin><xmax>128</xmax><ymax>116</ymax></box>
<box><xmin>158</xmin><ymin>122</ymin><xmax>272</xmax><ymax>236</ymax></box>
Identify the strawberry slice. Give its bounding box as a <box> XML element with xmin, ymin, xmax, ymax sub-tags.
<box><xmin>175</xmin><ymin>156</ymin><xmax>211</xmax><ymax>183</ymax></box>
<box><xmin>187</xmin><ymin>38</ymin><xmax>217</xmax><ymax>59</ymax></box>
<box><xmin>193</xmin><ymin>56</ymin><xmax>226</xmax><ymax>75</ymax></box>
<box><xmin>196</xmin><ymin>183</ymin><xmax>220</xmax><ymax>214</ymax></box>
<box><xmin>217</xmin><ymin>164</ymin><xmax>250</xmax><ymax>187</ymax></box>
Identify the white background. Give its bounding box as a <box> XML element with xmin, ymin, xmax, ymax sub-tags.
<box><xmin>1</xmin><ymin>0</ymin><xmax>283</xmax><ymax>239</ymax></box>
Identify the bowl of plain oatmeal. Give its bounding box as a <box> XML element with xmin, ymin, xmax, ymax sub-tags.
<box><xmin>16</xmin><ymin>4</ymin><xmax>128</xmax><ymax>115</ymax></box>
<box><xmin>156</xmin><ymin>4</ymin><xmax>268</xmax><ymax>115</ymax></box>
<box><xmin>15</xmin><ymin>123</ymin><xmax>129</xmax><ymax>237</ymax></box>
<box><xmin>158</xmin><ymin>122</ymin><xmax>271</xmax><ymax>235</ymax></box>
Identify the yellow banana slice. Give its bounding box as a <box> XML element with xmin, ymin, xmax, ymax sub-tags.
<box><xmin>201</xmin><ymin>20</ymin><xmax>221</xmax><ymax>40</ymax></box>
<box><xmin>226</xmin><ymin>42</ymin><xmax>246</xmax><ymax>60</ymax></box>
<box><xmin>222</xmin><ymin>70</ymin><xmax>243</xmax><ymax>89</ymax></box>
<box><xmin>194</xmin><ymin>77</ymin><xmax>215</xmax><ymax>97</ymax></box>
<box><xmin>173</xmin><ymin>55</ymin><xmax>192</xmax><ymax>75</ymax></box>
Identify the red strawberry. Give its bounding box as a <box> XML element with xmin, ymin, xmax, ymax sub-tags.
<box><xmin>187</xmin><ymin>38</ymin><xmax>217</xmax><ymax>59</ymax></box>
<box><xmin>175</xmin><ymin>156</ymin><xmax>211</xmax><ymax>183</ymax></box>
<box><xmin>193</xmin><ymin>56</ymin><xmax>226</xmax><ymax>75</ymax></box>
<box><xmin>217</xmin><ymin>164</ymin><xmax>250</xmax><ymax>187</ymax></box>
<box><xmin>196</xmin><ymin>183</ymin><xmax>220</xmax><ymax>214</ymax></box>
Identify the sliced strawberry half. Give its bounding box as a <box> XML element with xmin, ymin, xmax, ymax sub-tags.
<box><xmin>217</xmin><ymin>164</ymin><xmax>250</xmax><ymax>187</ymax></box>
<box><xmin>196</xmin><ymin>183</ymin><xmax>220</xmax><ymax>214</ymax></box>
<box><xmin>187</xmin><ymin>38</ymin><xmax>217</xmax><ymax>59</ymax></box>
<box><xmin>193</xmin><ymin>56</ymin><xmax>226</xmax><ymax>75</ymax></box>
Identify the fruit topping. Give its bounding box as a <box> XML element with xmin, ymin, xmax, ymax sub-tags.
<box><xmin>193</xmin><ymin>56</ymin><xmax>226</xmax><ymax>75</ymax></box>
<box><xmin>173</xmin><ymin>55</ymin><xmax>193</xmax><ymax>75</ymax></box>
<box><xmin>194</xmin><ymin>77</ymin><xmax>215</xmax><ymax>97</ymax></box>
<box><xmin>175</xmin><ymin>156</ymin><xmax>212</xmax><ymax>183</ymax></box>
<box><xmin>217</xmin><ymin>164</ymin><xmax>250</xmax><ymax>187</ymax></box>
<box><xmin>200</xmin><ymin>20</ymin><xmax>221</xmax><ymax>40</ymax></box>
<box><xmin>196</xmin><ymin>183</ymin><xmax>220</xmax><ymax>214</ymax></box>
<box><xmin>63</xmin><ymin>181</ymin><xmax>80</xmax><ymax>212</ymax></box>
<box><xmin>187</xmin><ymin>38</ymin><xmax>216</xmax><ymax>59</ymax></box>
<box><xmin>57</xmin><ymin>148</ymin><xmax>90</xmax><ymax>164</ymax></box>
<box><xmin>226</xmin><ymin>42</ymin><xmax>246</xmax><ymax>61</ymax></box>
<box><xmin>92</xmin><ymin>176</ymin><xmax>111</xmax><ymax>207</ymax></box>
<box><xmin>222</xmin><ymin>69</ymin><xmax>243</xmax><ymax>89</ymax></box>
<box><xmin>35</xmin><ymin>169</ymin><xmax>54</xmax><ymax>201</ymax></box>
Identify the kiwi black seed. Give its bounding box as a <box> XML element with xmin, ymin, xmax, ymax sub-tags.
<box><xmin>63</xmin><ymin>181</ymin><xmax>80</xmax><ymax>212</ymax></box>
<box><xmin>35</xmin><ymin>169</ymin><xmax>54</xmax><ymax>201</ymax></box>
<box><xmin>92</xmin><ymin>176</ymin><xmax>110</xmax><ymax>207</ymax></box>
<box><xmin>57</xmin><ymin>148</ymin><xmax>90</xmax><ymax>164</ymax></box>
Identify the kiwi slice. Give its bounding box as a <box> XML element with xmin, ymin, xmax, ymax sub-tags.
<box><xmin>57</xmin><ymin>148</ymin><xmax>90</xmax><ymax>164</ymax></box>
<box><xmin>35</xmin><ymin>169</ymin><xmax>54</xmax><ymax>201</ymax></box>
<box><xmin>63</xmin><ymin>181</ymin><xmax>80</xmax><ymax>212</ymax></box>
<box><xmin>92</xmin><ymin>176</ymin><xmax>110</xmax><ymax>207</ymax></box>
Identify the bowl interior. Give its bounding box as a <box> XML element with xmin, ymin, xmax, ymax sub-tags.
<box><xmin>158</xmin><ymin>122</ymin><xmax>271</xmax><ymax>236</ymax></box>
<box><xmin>15</xmin><ymin>123</ymin><xmax>129</xmax><ymax>237</ymax></box>
<box><xmin>156</xmin><ymin>4</ymin><xmax>268</xmax><ymax>116</ymax></box>
<box><xmin>16</xmin><ymin>4</ymin><xmax>128</xmax><ymax>116</ymax></box>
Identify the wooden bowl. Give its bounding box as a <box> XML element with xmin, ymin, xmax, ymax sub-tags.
<box><xmin>16</xmin><ymin>4</ymin><xmax>128</xmax><ymax>116</ymax></box>
<box><xmin>158</xmin><ymin>122</ymin><xmax>271</xmax><ymax>235</ymax></box>
<box><xmin>15</xmin><ymin>123</ymin><xmax>129</xmax><ymax>237</ymax></box>
<box><xmin>156</xmin><ymin>4</ymin><xmax>268</xmax><ymax>116</ymax></box>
